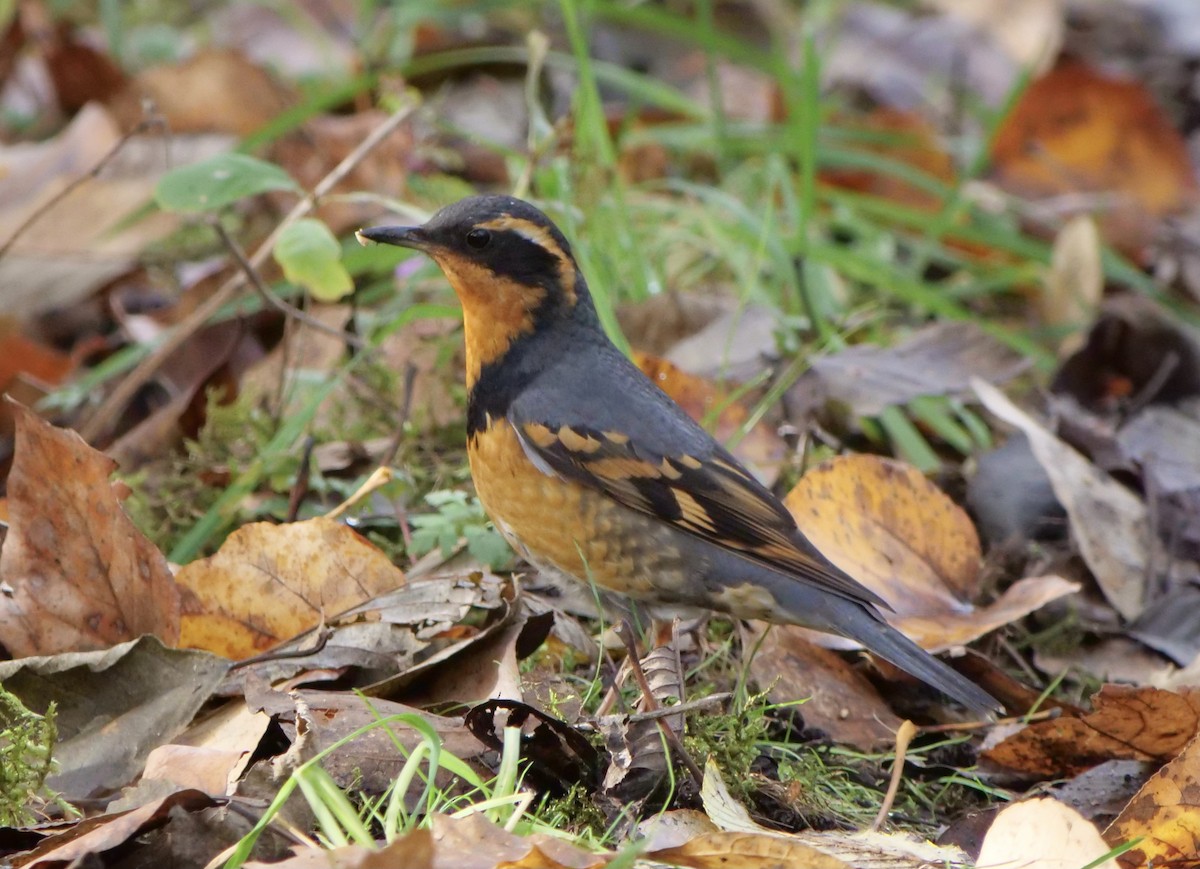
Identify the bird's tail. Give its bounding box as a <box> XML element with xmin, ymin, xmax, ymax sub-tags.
<box><xmin>750</xmin><ymin>563</ymin><xmax>1002</xmax><ymax>717</ymax></box>
<box><xmin>838</xmin><ymin>609</ymin><xmax>1001</xmax><ymax>718</ymax></box>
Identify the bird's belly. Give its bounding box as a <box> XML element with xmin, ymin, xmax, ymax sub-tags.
<box><xmin>468</xmin><ymin>420</ymin><xmax>691</xmax><ymax>602</ymax></box>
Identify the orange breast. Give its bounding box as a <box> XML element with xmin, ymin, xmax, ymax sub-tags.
<box><xmin>468</xmin><ymin>418</ymin><xmax>690</xmax><ymax>601</ymax></box>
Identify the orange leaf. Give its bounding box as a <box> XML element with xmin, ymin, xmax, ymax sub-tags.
<box><xmin>1105</xmin><ymin>731</ymin><xmax>1200</xmax><ymax>868</ymax></box>
<box><xmin>783</xmin><ymin>454</ymin><xmax>1077</xmax><ymax>650</ymax></box>
<box><xmin>176</xmin><ymin>516</ymin><xmax>405</xmax><ymax>659</ymax></box>
<box><xmin>991</xmin><ymin>59</ymin><xmax>1199</xmax><ymax>260</ymax></box>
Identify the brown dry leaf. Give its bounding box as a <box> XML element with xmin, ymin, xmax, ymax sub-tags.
<box><xmin>974</xmin><ymin>378</ymin><xmax>1150</xmax><ymax>620</ymax></box>
<box><xmin>42</xmin><ymin>23</ymin><xmax>127</xmax><ymax>112</ymax></box>
<box><xmin>783</xmin><ymin>453</ymin><xmax>1077</xmax><ymax>650</ymax></box>
<box><xmin>1105</xmin><ymin>731</ymin><xmax>1200</xmax><ymax>868</ymax></box>
<box><xmin>747</xmin><ymin>625</ymin><xmax>902</xmax><ymax>750</ymax></box>
<box><xmin>0</xmin><ymin>103</ymin><xmax>179</xmax><ymax>317</ymax></box>
<box><xmin>108</xmin><ymin>48</ymin><xmax>294</xmax><ymax>135</ymax></box>
<box><xmin>977</xmin><ymin>797</ymin><xmax>1117</xmax><ymax>869</ymax></box>
<box><xmin>804</xmin><ymin>321</ymin><xmax>1029</xmax><ymax>418</ymax></box>
<box><xmin>634</xmin><ymin>350</ymin><xmax>786</xmax><ymax>482</ymax></box>
<box><xmin>1041</xmin><ymin>214</ymin><xmax>1104</xmax><ymax>354</ymax></box>
<box><xmin>650</xmin><ymin>831</ymin><xmax>847</xmax><ymax>869</ymax></box>
<box><xmin>0</xmin><ymin>402</ymin><xmax>180</xmax><ymax>656</ymax></box>
<box><xmin>176</xmin><ymin>516</ymin><xmax>405</xmax><ymax>659</ymax></box>
<box><xmin>991</xmin><ymin>59</ymin><xmax>1199</xmax><ymax>259</ymax></box>
<box><xmin>0</xmin><ymin>636</ymin><xmax>229</xmax><ymax>800</ymax></box>
<box><xmin>601</xmin><ymin>639</ymin><xmax>688</xmax><ymax>799</ymax></box>
<box><xmin>12</xmin><ymin>788</ymin><xmax>215</xmax><ymax>869</ymax></box>
<box><xmin>271</xmin><ymin>110</ymin><xmax>413</xmax><ymax>234</ymax></box>
<box><xmin>0</xmin><ymin>318</ymin><xmax>77</xmax><ymax>439</ymax></box>
<box><xmin>141</xmin><ymin>744</ymin><xmax>243</xmax><ymax>798</ymax></box>
<box><xmin>985</xmin><ymin>685</ymin><xmax>1200</xmax><ymax>777</ymax></box>
<box><xmin>142</xmin><ymin>700</ymin><xmax>270</xmax><ymax>797</ymax></box>
<box><xmin>429</xmin><ymin>813</ymin><xmax>606</xmax><ymax>869</ymax></box>
<box><xmin>384</xmin><ymin>606</ymin><xmax>530</xmax><ymax>707</ymax></box>
<box><xmin>246</xmin><ymin>831</ymin><xmax>435</xmax><ymax>869</ymax></box>
<box><xmin>266</xmin><ymin>691</ymin><xmax>490</xmax><ymax>796</ymax></box>
<box><xmin>699</xmin><ymin>758</ymin><xmax>967</xmax><ymax>866</ymax></box>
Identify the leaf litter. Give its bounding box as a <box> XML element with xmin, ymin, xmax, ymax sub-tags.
<box><xmin>5</xmin><ymin>1</ymin><xmax>1200</xmax><ymax>867</ymax></box>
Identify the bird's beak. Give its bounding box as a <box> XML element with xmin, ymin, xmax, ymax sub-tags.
<box><xmin>355</xmin><ymin>225</ymin><xmax>432</xmax><ymax>250</ymax></box>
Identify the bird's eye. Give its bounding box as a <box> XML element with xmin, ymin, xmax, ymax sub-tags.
<box><xmin>465</xmin><ymin>228</ymin><xmax>491</xmax><ymax>249</ymax></box>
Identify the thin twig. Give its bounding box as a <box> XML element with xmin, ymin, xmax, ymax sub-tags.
<box><xmin>82</xmin><ymin>94</ymin><xmax>420</xmax><ymax>442</ymax></box>
<box><xmin>919</xmin><ymin>706</ymin><xmax>1061</xmax><ymax>735</ymax></box>
<box><xmin>211</xmin><ymin>219</ymin><xmax>367</xmax><ymax>349</ymax></box>
<box><xmin>587</xmin><ymin>692</ymin><xmax>732</xmax><ymax>727</ymax></box>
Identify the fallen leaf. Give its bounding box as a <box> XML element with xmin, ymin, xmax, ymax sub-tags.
<box><xmin>429</xmin><ymin>812</ymin><xmax>606</xmax><ymax>869</ymax></box>
<box><xmin>141</xmin><ymin>744</ymin><xmax>245</xmax><ymax>798</ymax></box>
<box><xmin>991</xmin><ymin>59</ymin><xmax>1199</xmax><ymax>259</ymax></box>
<box><xmin>1051</xmin><ymin>295</ymin><xmax>1200</xmax><ymax>414</ymax></box>
<box><xmin>697</xmin><ymin>758</ymin><xmax>968</xmax><ymax>866</ymax></box>
<box><xmin>1105</xmin><ymin>731</ymin><xmax>1200</xmax><ymax>868</ymax></box>
<box><xmin>176</xmin><ymin>516</ymin><xmax>405</xmax><ymax>659</ymax></box>
<box><xmin>465</xmin><ymin>698</ymin><xmax>601</xmax><ymax>794</ymax></box>
<box><xmin>1040</xmin><ymin>214</ymin><xmax>1103</xmax><ymax>354</ymax></box>
<box><xmin>1034</xmin><ymin>636</ymin><xmax>1175</xmax><ymax>687</ymax></box>
<box><xmin>142</xmin><ymin>700</ymin><xmax>270</xmax><ymax>798</ymax></box>
<box><xmin>11</xmin><ymin>788</ymin><xmax>215</xmax><ymax>869</ymax></box>
<box><xmin>984</xmin><ymin>685</ymin><xmax>1200</xmax><ymax>777</ymax></box>
<box><xmin>649</xmin><ymin>830</ymin><xmax>848</xmax><ymax>869</ymax></box>
<box><xmin>819</xmin><ymin>108</ymin><xmax>957</xmax><ymax>213</ymax></box>
<box><xmin>42</xmin><ymin>23</ymin><xmax>127</xmax><ymax>112</ymax></box>
<box><xmin>266</xmin><ymin>690</ymin><xmax>490</xmax><ymax>796</ymax></box>
<box><xmin>381</xmin><ymin>604</ymin><xmax>538</xmax><ymax>707</ymax></box>
<box><xmin>108</xmin><ymin>48</ymin><xmax>294</xmax><ymax>135</ymax></box>
<box><xmin>974</xmin><ymin>378</ymin><xmax>1151</xmax><ymax>620</ymax></box>
<box><xmin>0</xmin><ymin>636</ymin><xmax>228</xmax><ymax>800</ymax></box>
<box><xmin>245</xmin><ymin>830</ymin><xmax>434</xmax><ymax>869</ymax></box>
<box><xmin>1052</xmin><ymin>759</ymin><xmax>1155</xmax><ymax>827</ymax></box>
<box><xmin>0</xmin><ymin>103</ymin><xmax>180</xmax><ymax>318</ymax></box>
<box><xmin>977</xmin><ymin>797</ymin><xmax>1117</xmax><ymax>869</ymax></box>
<box><xmin>783</xmin><ymin>453</ymin><xmax>1077</xmax><ymax>650</ymax></box>
<box><xmin>271</xmin><ymin>110</ymin><xmax>414</xmax><ymax>234</ymax></box>
<box><xmin>748</xmin><ymin>625</ymin><xmax>903</xmax><ymax>750</ymax></box>
<box><xmin>803</xmin><ymin>322</ymin><xmax>1028</xmax><ymax>418</ymax></box>
<box><xmin>0</xmin><ymin>402</ymin><xmax>180</xmax><ymax>656</ymax></box>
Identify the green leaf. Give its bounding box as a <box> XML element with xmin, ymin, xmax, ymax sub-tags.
<box><xmin>154</xmin><ymin>153</ymin><xmax>298</xmax><ymax>213</ymax></box>
<box><xmin>274</xmin><ymin>218</ymin><xmax>354</xmax><ymax>301</ymax></box>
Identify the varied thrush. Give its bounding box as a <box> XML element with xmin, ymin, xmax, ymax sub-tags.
<box><xmin>360</xmin><ymin>195</ymin><xmax>999</xmax><ymax>716</ymax></box>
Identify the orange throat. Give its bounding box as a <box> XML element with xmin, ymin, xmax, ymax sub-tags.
<box><xmin>432</xmin><ymin>253</ymin><xmax>544</xmax><ymax>387</ymax></box>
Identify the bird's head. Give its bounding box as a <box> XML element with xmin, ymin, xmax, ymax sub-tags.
<box><xmin>360</xmin><ymin>195</ymin><xmax>593</xmax><ymax>383</ymax></box>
